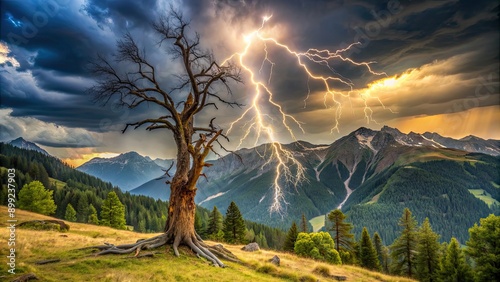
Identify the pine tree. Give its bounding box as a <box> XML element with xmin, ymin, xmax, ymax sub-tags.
<box><xmin>416</xmin><ymin>218</ymin><xmax>441</xmax><ymax>282</ymax></box>
<box><xmin>222</xmin><ymin>201</ymin><xmax>246</xmax><ymax>243</ymax></box>
<box><xmin>88</xmin><ymin>204</ymin><xmax>99</xmax><ymax>224</ymax></box>
<box><xmin>327</xmin><ymin>209</ymin><xmax>355</xmax><ymax>252</ymax></box>
<box><xmin>439</xmin><ymin>237</ymin><xmax>473</xmax><ymax>282</ymax></box>
<box><xmin>64</xmin><ymin>203</ymin><xmax>77</xmax><ymax>222</ymax></box>
<box><xmin>466</xmin><ymin>214</ymin><xmax>500</xmax><ymax>281</ymax></box>
<box><xmin>300</xmin><ymin>213</ymin><xmax>309</xmax><ymax>233</ymax></box>
<box><xmin>359</xmin><ymin>227</ymin><xmax>381</xmax><ymax>271</ymax></box>
<box><xmin>207</xmin><ymin>206</ymin><xmax>223</xmax><ymax>237</ymax></box>
<box><xmin>381</xmin><ymin>246</ymin><xmax>391</xmax><ymax>273</ymax></box>
<box><xmin>100</xmin><ymin>191</ymin><xmax>126</xmax><ymax>229</ymax></box>
<box><xmin>283</xmin><ymin>221</ymin><xmax>299</xmax><ymax>252</ymax></box>
<box><xmin>194</xmin><ymin>210</ymin><xmax>205</xmax><ymax>238</ymax></box>
<box><xmin>373</xmin><ymin>232</ymin><xmax>387</xmax><ymax>272</ymax></box>
<box><xmin>390</xmin><ymin>208</ymin><xmax>418</xmax><ymax>277</ymax></box>
<box><xmin>76</xmin><ymin>195</ymin><xmax>89</xmax><ymax>222</ymax></box>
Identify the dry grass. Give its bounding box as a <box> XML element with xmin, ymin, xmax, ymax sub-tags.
<box><xmin>0</xmin><ymin>206</ymin><xmax>416</xmax><ymax>281</ymax></box>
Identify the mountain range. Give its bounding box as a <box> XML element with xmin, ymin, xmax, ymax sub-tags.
<box><xmin>26</xmin><ymin>126</ymin><xmax>498</xmax><ymax>243</ymax></box>
<box><xmin>76</xmin><ymin>152</ymin><xmax>174</xmax><ymax>191</ymax></box>
<box><xmin>8</xmin><ymin>137</ymin><xmax>50</xmax><ymax>156</ymax></box>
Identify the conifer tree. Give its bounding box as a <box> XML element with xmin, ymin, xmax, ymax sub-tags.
<box><xmin>466</xmin><ymin>214</ymin><xmax>500</xmax><ymax>281</ymax></box>
<box><xmin>100</xmin><ymin>191</ymin><xmax>126</xmax><ymax>229</ymax></box>
<box><xmin>390</xmin><ymin>208</ymin><xmax>418</xmax><ymax>277</ymax></box>
<box><xmin>194</xmin><ymin>210</ymin><xmax>205</xmax><ymax>238</ymax></box>
<box><xmin>283</xmin><ymin>221</ymin><xmax>299</xmax><ymax>252</ymax></box>
<box><xmin>76</xmin><ymin>195</ymin><xmax>89</xmax><ymax>222</ymax></box>
<box><xmin>255</xmin><ymin>232</ymin><xmax>269</xmax><ymax>248</ymax></box>
<box><xmin>18</xmin><ymin>181</ymin><xmax>57</xmax><ymax>215</ymax></box>
<box><xmin>381</xmin><ymin>246</ymin><xmax>391</xmax><ymax>273</ymax></box>
<box><xmin>222</xmin><ymin>201</ymin><xmax>246</xmax><ymax>243</ymax></box>
<box><xmin>207</xmin><ymin>206</ymin><xmax>223</xmax><ymax>237</ymax></box>
<box><xmin>416</xmin><ymin>218</ymin><xmax>441</xmax><ymax>282</ymax></box>
<box><xmin>328</xmin><ymin>209</ymin><xmax>355</xmax><ymax>252</ymax></box>
<box><xmin>64</xmin><ymin>203</ymin><xmax>77</xmax><ymax>222</ymax></box>
<box><xmin>88</xmin><ymin>204</ymin><xmax>99</xmax><ymax>225</ymax></box>
<box><xmin>373</xmin><ymin>232</ymin><xmax>388</xmax><ymax>272</ymax></box>
<box><xmin>300</xmin><ymin>213</ymin><xmax>309</xmax><ymax>233</ymax></box>
<box><xmin>439</xmin><ymin>237</ymin><xmax>473</xmax><ymax>282</ymax></box>
<box><xmin>359</xmin><ymin>227</ymin><xmax>381</xmax><ymax>271</ymax></box>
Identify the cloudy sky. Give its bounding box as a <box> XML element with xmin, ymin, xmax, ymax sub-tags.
<box><xmin>1</xmin><ymin>0</ymin><xmax>498</xmax><ymax>166</ymax></box>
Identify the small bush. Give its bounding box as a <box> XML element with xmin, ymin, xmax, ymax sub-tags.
<box><xmin>256</xmin><ymin>263</ymin><xmax>277</xmax><ymax>274</ymax></box>
<box><xmin>278</xmin><ymin>271</ymin><xmax>300</xmax><ymax>281</ymax></box>
<box><xmin>18</xmin><ymin>221</ymin><xmax>61</xmax><ymax>232</ymax></box>
<box><xmin>299</xmin><ymin>274</ymin><xmax>317</xmax><ymax>282</ymax></box>
<box><xmin>313</xmin><ymin>265</ymin><xmax>331</xmax><ymax>277</ymax></box>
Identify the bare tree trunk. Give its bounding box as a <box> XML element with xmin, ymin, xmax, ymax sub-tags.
<box><xmin>86</xmin><ymin>10</ymin><xmax>242</xmax><ymax>267</ymax></box>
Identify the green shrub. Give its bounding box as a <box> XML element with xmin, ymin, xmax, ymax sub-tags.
<box><xmin>294</xmin><ymin>232</ymin><xmax>342</xmax><ymax>264</ymax></box>
<box><xmin>256</xmin><ymin>263</ymin><xmax>277</xmax><ymax>274</ymax></box>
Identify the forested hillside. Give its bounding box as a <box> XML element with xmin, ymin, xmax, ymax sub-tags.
<box><xmin>0</xmin><ymin>144</ymin><xmax>286</xmax><ymax>249</ymax></box>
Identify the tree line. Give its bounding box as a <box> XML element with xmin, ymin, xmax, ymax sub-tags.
<box><xmin>0</xmin><ymin>143</ymin><xmax>285</xmax><ymax>248</ymax></box>
<box><xmin>282</xmin><ymin>208</ymin><xmax>499</xmax><ymax>281</ymax></box>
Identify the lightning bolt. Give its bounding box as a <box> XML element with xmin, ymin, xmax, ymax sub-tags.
<box><xmin>222</xmin><ymin>15</ymin><xmax>387</xmax><ymax>213</ymax></box>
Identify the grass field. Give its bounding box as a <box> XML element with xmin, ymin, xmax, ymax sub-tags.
<box><xmin>0</xmin><ymin>206</ymin><xmax>416</xmax><ymax>282</ymax></box>
<box><xmin>468</xmin><ymin>189</ymin><xmax>500</xmax><ymax>207</ymax></box>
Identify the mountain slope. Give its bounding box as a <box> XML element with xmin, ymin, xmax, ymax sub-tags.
<box><xmin>77</xmin><ymin>151</ymin><xmax>165</xmax><ymax>191</ymax></box>
<box><xmin>126</xmin><ymin>127</ymin><xmax>499</xmax><ymax>241</ymax></box>
<box><xmin>8</xmin><ymin>137</ymin><xmax>50</xmax><ymax>155</ymax></box>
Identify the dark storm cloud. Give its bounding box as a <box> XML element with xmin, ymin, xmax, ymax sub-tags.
<box><xmin>186</xmin><ymin>0</ymin><xmax>498</xmax><ymax>115</ymax></box>
<box><xmin>0</xmin><ymin>0</ymin><xmax>171</xmax><ymax>139</ymax></box>
<box><xmin>81</xmin><ymin>0</ymin><xmax>160</xmax><ymax>30</ymax></box>
<box><xmin>0</xmin><ymin>0</ymin><xmax>498</xmax><ymax>147</ymax></box>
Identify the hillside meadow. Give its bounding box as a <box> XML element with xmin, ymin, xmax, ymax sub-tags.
<box><xmin>0</xmin><ymin>206</ymin><xmax>415</xmax><ymax>282</ymax></box>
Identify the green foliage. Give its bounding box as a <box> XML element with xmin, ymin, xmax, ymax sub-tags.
<box><xmin>300</xmin><ymin>213</ymin><xmax>309</xmax><ymax>233</ymax></box>
<box><xmin>223</xmin><ymin>201</ymin><xmax>246</xmax><ymax>243</ymax></box>
<box><xmin>466</xmin><ymin>214</ymin><xmax>500</xmax><ymax>281</ymax></box>
<box><xmin>19</xmin><ymin>221</ymin><xmax>62</xmax><ymax>232</ymax></box>
<box><xmin>100</xmin><ymin>191</ymin><xmax>126</xmax><ymax>229</ymax></box>
<box><xmin>0</xmin><ymin>144</ymin><xmax>168</xmax><ymax>233</ymax></box>
<box><xmin>87</xmin><ymin>204</ymin><xmax>99</xmax><ymax>225</ymax></box>
<box><xmin>207</xmin><ymin>206</ymin><xmax>223</xmax><ymax>236</ymax></box>
<box><xmin>76</xmin><ymin>195</ymin><xmax>89</xmax><ymax>222</ymax></box>
<box><xmin>327</xmin><ymin>209</ymin><xmax>355</xmax><ymax>253</ymax></box>
<box><xmin>415</xmin><ymin>218</ymin><xmax>441</xmax><ymax>282</ymax></box>
<box><xmin>18</xmin><ymin>180</ymin><xmax>57</xmax><ymax>215</ymax></box>
<box><xmin>255</xmin><ymin>231</ymin><xmax>269</xmax><ymax>249</ymax></box>
<box><xmin>371</xmin><ymin>234</ymin><xmax>391</xmax><ymax>273</ymax></box>
<box><xmin>294</xmin><ymin>232</ymin><xmax>341</xmax><ymax>264</ymax></box>
<box><xmin>359</xmin><ymin>227</ymin><xmax>381</xmax><ymax>271</ymax></box>
<box><xmin>208</xmin><ymin>230</ymin><xmax>225</xmax><ymax>242</ymax></box>
<box><xmin>390</xmin><ymin>208</ymin><xmax>418</xmax><ymax>277</ymax></box>
<box><xmin>439</xmin><ymin>237</ymin><xmax>473</xmax><ymax>282</ymax></box>
<box><xmin>283</xmin><ymin>222</ymin><xmax>299</xmax><ymax>252</ymax></box>
<box><xmin>64</xmin><ymin>203</ymin><xmax>77</xmax><ymax>222</ymax></box>
<box><xmin>194</xmin><ymin>210</ymin><xmax>205</xmax><ymax>237</ymax></box>
<box><xmin>345</xmin><ymin>159</ymin><xmax>498</xmax><ymax>244</ymax></box>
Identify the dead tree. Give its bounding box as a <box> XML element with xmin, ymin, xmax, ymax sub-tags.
<box><xmin>88</xmin><ymin>10</ymin><xmax>242</xmax><ymax>267</ymax></box>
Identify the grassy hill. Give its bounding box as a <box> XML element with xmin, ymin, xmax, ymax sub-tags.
<box><xmin>0</xmin><ymin>206</ymin><xmax>415</xmax><ymax>282</ymax></box>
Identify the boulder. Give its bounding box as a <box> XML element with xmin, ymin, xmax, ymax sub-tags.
<box><xmin>241</xmin><ymin>242</ymin><xmax>260</xmax><ymax>252</ymax></box>
<box><xmin>269</xmin><ymin>255</ymin><xmax>280</xmax><ymax>266</ymax></box>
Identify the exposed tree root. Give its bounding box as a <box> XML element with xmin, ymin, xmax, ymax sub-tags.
<box><xmin>85</xmin><ymin>231</ymin><xmax>239</xmax><ymax>267</ymax></box>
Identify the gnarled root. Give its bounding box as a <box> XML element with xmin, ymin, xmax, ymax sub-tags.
<box><xmin>85</xmin><ymin>231</ymin><xmax>239</xmax><ymax>267</ymax></box>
